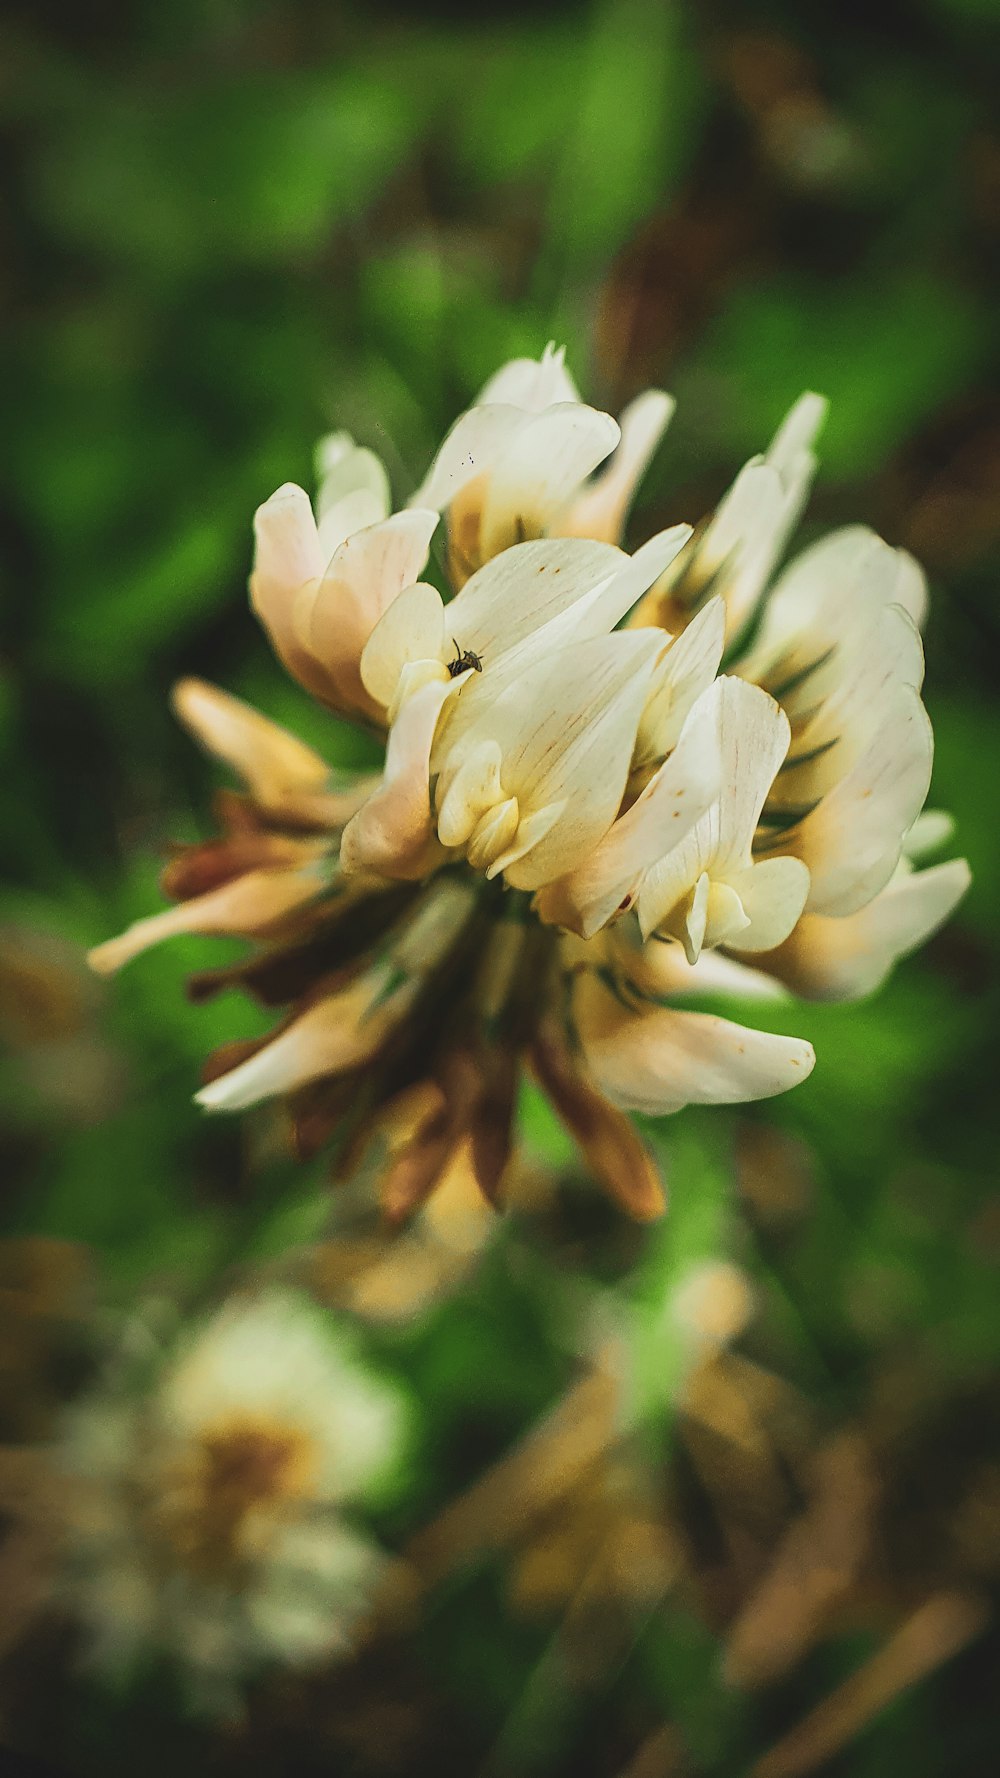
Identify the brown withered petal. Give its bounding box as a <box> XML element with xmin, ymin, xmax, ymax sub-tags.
<box><xmin>160</xmin><ymin>835</ymin><xmax>309</xmax><ymax>902</ymax></box>
<box><xmin>377</xmin><ymin>1061</ymin><xmax>487</xmax><ymax>1225</ymax></box>
<box><xmin>186</xmin><ymin>885</ymin><xmax>418</xmax><ymax>1007</ymax></box>
<box><xmin>380</xmin><ymin>1104</ymin><xmax>456</xmax><ymax>1227</ymax></box>
<box><xmin>289</xmin><ymin>1071</ymin><xmax>370</xmax><ymax>1162</ymax></box>
<box><xmin>530</xmin><ymin>1020</ymin><xmax>666</xmax><ymax>1221</ymax></box>
<box><xmin>468</xmin><ymin>1043</ymin><xmax>518</xmax><ymax>1207</ymax></box>
<box><xmin>212</xmin><ymin>787</ymin><xmax>265</xmax><ymax>834</ymax></box>
<box><xmin>199</xmin><ymin>1034</ymin><xmax>275</xmax><ymax>1088</ymax></box>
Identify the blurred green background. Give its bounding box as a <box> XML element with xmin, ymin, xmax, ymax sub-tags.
<box><xmin>1</xmin><ymin>0</ymin><xmax>998</xmax><ymax>1773</ymax></box>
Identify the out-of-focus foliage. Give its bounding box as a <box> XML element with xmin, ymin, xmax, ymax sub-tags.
<box><xmin>1</xmin><ymin>0</ymin><xmax>998</xmax><ymax>1773</ymax></box>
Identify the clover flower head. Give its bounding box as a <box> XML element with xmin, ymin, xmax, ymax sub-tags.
<box><xmin>90</xmin><ymin>345</ymin><xmax>969</xmax><ymax>1221</ymax></box>
<box><xmin>54</xmin><ymin>1288</ymin><xmax>406</xmax><ymax>1708</ymax></box>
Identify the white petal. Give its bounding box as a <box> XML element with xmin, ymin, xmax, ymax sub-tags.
<box><xmin>432</xmin><ymin>537</ymin><xmax>682</xmax><ymax>767</ymax></box>
<box><xmin>486</xmin><ymin>801</ymin><xmax>565</xmax><ymax>881</ymax></box>
<box><xmin>301</xmin><ymin>509</ymin><xmax>439</xmax><ymax>701</ymax></box>
<box><xmin>314</xmin><ymin>432</ymin><xmax>390</xmax><ymax>548</ymax></box>
<box><xmin>905</xmin><ymin>809</ymin><xmax>955</xmax><ymax>861</ymax></box>
<box><xmin>315</xmin><ymin>430</ymin><xmax>390</xmax><ymax>505</ymax></box>
<box><xmin>316</xmin><ymin>488</ymin><xmax>386</xmax><ymax>563</ymax></box>
<box><xmin>534</xmin><ymin>676</ymin><xmax>723</xmax><ymax>938</ymax></box>
<box><xmin>475</xmin><ymin>341</ymin><xmax>581</xmax><ymax>411</ymax></box>
<box><xmin>618</xmin><ymin>934</ymin><xmax>788</xmax><ymax>1002</ymax></box>
<box><xmin>711</xmin><ymin>679</ymin><xmax>791</xmax><ymax>872</ymax></box>
<box><xmin>249</xmin><ymin>484</ymin><xmax>328</xmax><ymax>697</ymax></box>
<box><xmin>467</xmin><ymin>797</ymin><xmax>521</xmax><ymax>871</ymax></box>
<box><xmin>171</xmin><ymin>678</ymin><xmax>330</xmax><ymax>804</ymax></box>
<box><xmin>634</xmin><ymin>595</ymin><xmax>726</xmax><ymax>763</ymax></box>
<box><xmin>359</xmin><ymin>580</ymin><xmax>447</xmax><ymax>710</ymax></box>
<box><xmin>478</xmin><ymin>403</ymin><xmax>621</xmax><ymax>559</ymax></box>
<box><xmin>586</xmin><ymin>525</ymin><xmax>693</xmax><ymax>632</ymax></box>
<box><xmin>759</xmin><ymin>857</ymin><xmax>970</xmax><ymax>1000</ymax></box>
<box><xmin>679</xmin><ymin>870</ymin><xmax>712</xmax><ymax>962</ymax></box>
<box><xmin>637</xmin><ymin>679</ymin><xmax>790</xmax><ymax>939</ymax></box>
<box><xmin>410</xmin><ymin>403</ymin><xmax>529</xmax><ymax>511</ymax></box>
<box><xmin>436</xmin><ymin>739</ymin><xmax>506</xmax><ymax>847</ymax></box>
<box><xmin>339</xmin><ymin>678</ymin><xmax>453</xmax><ymax>881</ymax></box>
<box><xmin>723</xmin><ymin>856</ymin><xmax>811</xmax><ymax>953</ymax></box>
<box><xmin>573</xmin><ymin>971</ymin><xmax>814</xmax><ymax>1115</ymax></box>
<box><xmin>692</xmin><ymin>436</ymin><xmax>814</xmax><ymax>640</ymax></box>
<box><xmin>788</xmin><ymin>685</ymin><xmax>934</xmax><ymax>916</ymax></box>
<box><xmin>638</xmin><ymin>818</ymin><xmax>718</xmax><ymax>944</ymax></box>
<box><xmin>475</xmin><ymin>631</ymin><xmax>661</xmax><ymax>889</ymax></box>
<box><xmin>741</xmin><ymin>526</ymin><xmax>920</xmax><ymax>693</ymax></box>
<box><xmin>252</xmin><ymin>482</ymin><xmax>324</xmax><ymax>586</ymax></box>
<box><xmin>449</xmin><ymin>536</ymin><xmax>625</xmax><ymax>662</ymax></box>
<box><xmin>765</xmin><ymin>391</ymin><xmax>828</xmax><ymax>478</ymax></box>
<box><xmin>557</xmin><ymin>389</ymin><xmax>675</xmax><ymax>543</ymax></box>
<box><xmin>891</xmin><ymin>549</ymin><xmax>929</xmax><ymax>630</ymax></box>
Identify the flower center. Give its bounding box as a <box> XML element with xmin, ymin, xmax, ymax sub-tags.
<box><xmin>149</xmin><ymin>1415</ymin><xmax>317</xmax><ymax>1580</ymax></box>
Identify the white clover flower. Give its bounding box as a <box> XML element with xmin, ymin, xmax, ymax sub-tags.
<box><xmin>54</xmin><ymin>1288</ymin><xmax>407</xmax><ymax>1710</ymax></box>
<box><xmin>89</xmin><ymin>345</ymin><xmax>968</xmax><ymax>1222</ymax></box>
<box><xmin>409</xmin><ymin>341</ymin><xmax>675</xmax><ymax>583</ymax></box>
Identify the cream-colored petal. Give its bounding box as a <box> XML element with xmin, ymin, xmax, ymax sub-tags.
<box><xmin>700</xmin><ymin>459</ymin><xmax>789</xmax><ymax>621</ymax></box>
<box><xmin>765</xmin><ymin>391</ymin><xmax>828</xmax><ymax>478</ymax></box>
<box><xmin>757</xmin><ymin>857</ymin><xmax>970</xmax><ymax>1001</ymax></box>
<box><xmin>448</xmin><ymin>536</ymin><xmax>625</xmax><ymax>662</ymax></box>
<box><xmin>195</xmin><ymin>967</ymin><xmax>408</xmax><ymax>1112</ymax></box>
<box><xmin>318</xmin><ymin>509</ymin><xmax>439</xmax><ymax>626</ymax></box>
<box><xmin>677</xmin><ymin>870</ymin><xmax>711</xmax><ymax>963</ymax></box>
<box><xmin>703</xmin><ymin>879</ymin><xmax>753</xmax><ymax>951</ymax></box>
<box><xmin>300</xmin><ymin>509</ymin><xmax>440</xmax><ymax>714</ymax></box>
<box><xmin>809</xmin><ymin>712</ymin><xmax>936</xmax><ymax>911</ymax></box>
<box><xmin>359</xmin><ymin>580</ymin><xmax>448</xmax><ymax>710</ymax></box>
<box><xmin>475</xmin><ymin>341</ymin><xmax>581</xmax><ymax>411</ymax></box>
<box><xmin>637</xmin><ymin>817</ymin><xmax>718</xmax><ymax>944</ymax></box>
<box><xmin>556</xmin><ymin>389</ymin><xmax>675</xmax><ymax>544</ymax></box>
<box><xmin>534</xmin><ymin>676</ymin><xmax>723</xmax><ymax>938</ymax></box>
<box><xmin>88</xmin><ymin>865</ymin><xmax>324</xmax><ymax>975</ymax></box>
<box><xmin>251</xmin><ymin>482</ymin><xmax>324</xmax><ymax>587</ymax></box>
<box><xmin>435</xmin><ymin>739</ymin><xmax>506</xmax><ymax>847</ymax></box>
<box><xmin>314</xmin><ymin>432</ymin><xmax>390</xmax><ymax>551</ymax></box>
<box><xmin>904</xmin><ymin>809</ymin><xmax>954</xmax><ymax>861</ymax></box>
<box><xmin>482</xmin><ymin>528</ymin><xmax>688</xmax><ymax>685</ymax></box>
<box><xmin>478</xmin><ymin>403</ymin><xmax>621</xmax><ymax>560</ymax></box>
<box><xmin>475</xmin><ymin>631</ymin><xmax>661</xmax><ymax>889</ymax></box>
<box><xmin>316</xmin><ymin>487</ymin><xmax>388</xmax><ymax>562</ymax></box>
<box><xmin>723</xmin><ymin>855</ymin><xmax>811</xmax><ymax>953</ymax></box>
<box><xmin>171</xmin><ymin>678</ymin><xmax>330</xmax><ymax>805</ymax></box>
<box><xmin>339</xmin><ymin>678</ymin><xmax>453</xmax><ymax>881</ymax></box>
<box><xmin>712</xmin><ymin>678</ymin><xmax>791</xmax><ymax>872</ymax></box>
<box><xmin>769</xmin><ymin>607</ymin><xmax>925</xmax><ymax>818</ymax></box>
<box><xmin>615</xmin><ymin>932</ymin><xmax>788</xmax><ymax>1002</ymax></box>
<box><xmin>740</xmin><ymin>527</ymin><xmax>922</xmax><ymax>697</ymax></box>
<box><xmin>486</xmin><ymin>801</ymin><xmax>565</xmax><ymax>883</ymax></box>
<box><xmin>431</xmin><ymin>537</ymin><xmax>680</xmax><ymax>768</ymax></box>
<box><xmin>891</xmin><ymin>549</ymin><xmax>928</xmax><ymax>630</ymax></box>
<box><xmin>410</xmin><ymin>403</ymin><xmax>530</xmax><ymax>511</ymax></box>
<box><xmin>633</xmin><ymin>595</ymin><xmax>726</xmax><ymax>764</ymax></box>
<box><xmin>786</xmin><ymin>685</ymin><xmax>934</xmax><ymax>917</ymax></box>
<box><xmin>713</xmin><ymin>393</ymin><xmax>825</xmax><ymax>637</ymax></box>
<box><xmin>249</xmin><ymin>484</ymin><xmax>330</xmax><ymax>697</ymax></box>
<box><xmin>636</xmin><ymin>680</ymin><xmax>789</xmax><ymax>939</ymax></box>
<box><xmin>583</xmin><ymin>526</ymin><xmax>692</xmax><ymax>633</ymax></box>
<box><xmin>388</xmin><ymin>658</ymin><xmax>453</xmax><ymax>724</ymax></box>
<box><xmin>467</xmin><ymin>797</ymin><xmax>522</xmax><ymax>872</ymax></box>
<box><xmin>572</xmin><ymin>971</ymin><xmax>814</xmax><ymax>1116</ymax></box>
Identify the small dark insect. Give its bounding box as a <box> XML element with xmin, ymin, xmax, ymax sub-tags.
<box><xmin>447</xmin><ymin>638</ymin><xmax>483</xmax><ymax>677</ymax></box>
